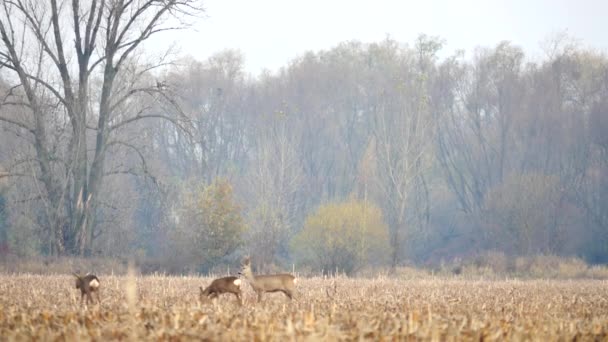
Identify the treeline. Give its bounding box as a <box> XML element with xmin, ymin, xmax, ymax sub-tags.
<box><xmin>1</xmin><ymin>28</ymin><xmax>607</xmax><ymax>273</ymax></box>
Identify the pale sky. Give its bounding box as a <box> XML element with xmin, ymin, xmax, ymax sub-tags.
<box><xmin>153</xmin><ymin>0</ymin><xmax>608</xmax><ymax>75</ymax></box>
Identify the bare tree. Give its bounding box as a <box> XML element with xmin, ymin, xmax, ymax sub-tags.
<box><xmin>436</xmin><ymin>42</ymin><xmax>524</xmax><ymax>216</ymax></box>
<box><xmin>242</xmin><ymin>112</ymin><xmax>303</xmax><ymax>270</ymax></box>
<box><xmin>161</xmin><ymin>51</ymin><xmax>250</xmax><ymax>182</ymax></box>
<box><xmin>0</xmin><ymin>0</ymin><xmax>203</xmax><ymax>255</ymax></box>
<box><xmin>368</xmin><ymin>36</ymin><xmax>439</xmax><ymax>268</ymax></box>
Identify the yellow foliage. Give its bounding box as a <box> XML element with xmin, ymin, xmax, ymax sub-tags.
<box><xmin>173</xmin><ymin>178</ymin><xmax>245</xmax><ymax>272</ymax></box>
<box><xmin>292</xmin><ymin>199</ymin><xmax>389</xmax><ymax>274</ymax></box>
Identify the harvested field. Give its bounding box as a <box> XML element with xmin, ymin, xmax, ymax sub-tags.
<box><xmin>0</xmin><ymin>274</ymin><xmax>607</xmax><ymax>341</ymax></box>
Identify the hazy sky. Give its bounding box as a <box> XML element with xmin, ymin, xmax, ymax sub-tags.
<box><xmin>154</xmin><ymin>0</ymin><xmax>608</xmax><ymax>74</ymax></box>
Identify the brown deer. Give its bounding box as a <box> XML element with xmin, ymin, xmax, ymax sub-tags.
<box><xmin>73</xmin><ymin>272</ymin><xmax>101</xmax><ymax>305</ymax></box>
<box><xmin>238</xmin><ymin>257</ymin><xmax>297</xmax><ymax>302</ymax></box>
<box><xmin>199</xmin><ymin>276</ymin><xmax>242</xmax><ymax>305</ymax></box>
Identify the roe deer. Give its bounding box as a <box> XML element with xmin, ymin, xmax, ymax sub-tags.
<box><xmin>199</xmin><ymin>276</ymin><xmax>242</xmax><ymax>305</ymax></box>
<box><xmin>73</xmin><ymin>272</ymin><xmax>100</xmax><ymax>305</ymax></box>
<box><xmin>238</xmin><ymin>257</ymin><xmax>297</xmax><ymax>302</ymax></box>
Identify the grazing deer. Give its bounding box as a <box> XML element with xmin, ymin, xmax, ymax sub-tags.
<box><xmin>73</xmin><ymin>272</ymin><xmax>101</xmax><ymax>305</ymax></box>
<box><xmin>199</xmin><ymin>276</ymin><xmax>242</xmax><ymax>305</ymax></box>
<box><xmin>238</xmin><ymin>257</ymin><xmax>297</xmax><ymax>302</ymax></box>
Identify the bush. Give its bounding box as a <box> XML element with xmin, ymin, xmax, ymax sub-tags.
<box><xmin>291</xmin><ymin>199</ymin><xmax>390</xmax><ymax>275</ymax></box>
<box><xmin>483</xmin><ymin>172</ymin><xmax>561</xmax><ymax>255</ymax></box>
<box><xmin>170</xmin><ymin>178</ymin><xmax>246</xmax><ymax>273</ymax></box>
<box><xmin>436</xmin><ymin>252</ymin><xmax>608</xmax><ymax>279</ymax></box>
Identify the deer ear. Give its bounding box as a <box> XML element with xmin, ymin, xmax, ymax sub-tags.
<box><xmin>243</xmin><ymin>256</ymin><xmax>250</xmax><ymax>265</ymax></box>
<box><xmin>72</xmin><ymin>272</ymin><xmax>81</xmax><ymax>279</ymax></box>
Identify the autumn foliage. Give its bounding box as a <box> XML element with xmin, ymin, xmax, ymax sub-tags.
<box><xmin>169</xmin><ymin>178</ymin><xmax>246</xmax><ymax>273</ymax></box>
<box><xmin>292</xmin><ymin>199</ymin><xmax>389</xmax><ymax>274</ymax></box>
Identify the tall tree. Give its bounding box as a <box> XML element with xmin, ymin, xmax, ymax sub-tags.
<box><xmin>242</xmin><ymin>110</ymin><xmax>303</xmax><ymax>269</ymax></box>
<box><xmin>369</xmin><ymin>36</ymin><xmax>439</xmax><ymax>267</ymax></box>
<box><xmin>0</xmin><ymin>0</ymin><xmax>203</xmax><ymax>255</ymax></box>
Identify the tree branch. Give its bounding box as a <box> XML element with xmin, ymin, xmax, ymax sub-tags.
<box><xmin>115</xmin><ymin>3</ymin><xmax>171</xmax><ymax>69</ymax></box>
<box><xmin>110</xmin><ymin>87</ymin><xmax>155</xmax><ymax>112</ymax></box>
<box><xmin>1</xmin><ymin>63</ymin><xmax>68</xmax><ymax>107</ymax></box>
<box><xmin>0</xmin><ymin>114</ymin><xmax>34</xmax><ymax>132</ymax></box>
<box><xmin>49</xmin><ymin>0</ymin><xmax>75</xmax><ymax>102</ymax></box>
<box><xmin>72</xmin><ymin>0</ymin><xmax>83</xmax><ymax>57</ymax></box>
<box><xmin>105</xmin><ymin>139</ymin><xmax>158</xmax><ymax>185</ymax></box>
<box><xmin>0</xmin><ymin>171</ymin><xmax>36</xmax><ymax>180</ymax></box>
<box><xmin>110</xmin><ymin>112</ymin><xmax>181</xmax><ymax>132</ymax></box>
<box><xmin>4</xmin><ymin>0</ymin><xmax>61</xmax><ymax>67</ymax></box>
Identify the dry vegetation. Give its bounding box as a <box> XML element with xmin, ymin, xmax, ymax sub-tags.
<box><xmin>0</xmin><ymin>273</ymin><xmax>607</xmax><ymax>341</ymax></box>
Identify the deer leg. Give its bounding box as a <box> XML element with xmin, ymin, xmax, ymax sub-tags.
<box><xmin>281</xmin><ymin>290</ymin><xmax>293</xmax><ymax>300</ymax></box>
<box><xmin>234</xmin><ymin>292</ymin><xmax>242</xmax><ymax>305</ymax></box>
<box><xmin>86</xmin><ymin>291</ymin><xmax>93</xmax><ymax>304</ymax></box>
<box><xmin>80</xmin><ymin>292</ymin><xmax>85</xmax><ymax>305</ymax></box>
<box><xmin>95</xmin><ymin>289</ymin><xmax>101</xmax><ymax>304</ymax></box>
<box><xmin>256</xmin><ymin>291</ymin><xmax>263</xmax><ymax>303</ymax></box>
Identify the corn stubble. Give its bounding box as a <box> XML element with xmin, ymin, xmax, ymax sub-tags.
<box><xmin>0</xmin><ymin>274</ymin><xmax>606</xmax><ymax>341</ymax></box>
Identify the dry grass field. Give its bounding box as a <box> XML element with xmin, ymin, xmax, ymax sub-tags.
<box><xmin>0</xmin><ymin>273</ymin><xmax>607</xmax><ymax>341</ymax></box>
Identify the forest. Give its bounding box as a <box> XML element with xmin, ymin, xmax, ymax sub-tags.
<box><xmin>0</xmin><ymin>1</ymin><xmax>607</xmax><ymax>275</ymax></box>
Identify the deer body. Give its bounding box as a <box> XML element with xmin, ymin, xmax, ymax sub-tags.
<box><xmin>239</xmin><ymin>258</ymin><xmax>296</xmax><ymax>302</ymax></box>
<box><xmin>74</xmin><ymin>273</ymin><xmax>101</xmax><ymax>305</ymax></box>
<box><xmin>200</xmin><ymin>276</ymin><xmax>242</xmax><ymax>305</ymax></box>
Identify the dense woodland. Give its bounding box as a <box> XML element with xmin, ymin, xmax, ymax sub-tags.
<box><xmin>0</xmin><ymin>1</ymin><xmax>607</xmax><ymax>274</ymax></box>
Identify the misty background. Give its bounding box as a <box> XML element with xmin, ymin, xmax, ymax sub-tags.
<box><xmin>0</xmin><ymin>1</ymin><xmax>607</xmax><ymax>275</ymax></box>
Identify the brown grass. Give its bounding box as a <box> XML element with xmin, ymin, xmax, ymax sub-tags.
<box><xmin>0</xmin><ymin>274</ymin><xmax>607</xmax><ymax>341</ymax></box>
<box><xmin>0</xmin><ymin>256</ymin><xmax>129</xmax><ymax>275</ymax></box>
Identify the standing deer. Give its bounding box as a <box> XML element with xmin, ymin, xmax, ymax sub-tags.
<box><xmin>73</xmin><ymin>272</ymin><xmax>101</xmax><ymax>305</ymax></box>
<box><xmin>238</xmin><ymin>257</ymin><xmax>297</xmax><ymax>302</ymax></box>
<box><xmin>199</xmin><ymin>276</ymin><xmax>242</xmax><ymax>305</ymax></box>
